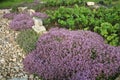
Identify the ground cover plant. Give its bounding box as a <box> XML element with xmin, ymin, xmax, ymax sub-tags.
<box><xmin>9</xmin><ymin>13</ymin><xmax>34</xmax><ymax>30</ymax></box>
<box><xmin>23</xmin><ymin>28</ymin><xmax>120</xmax><ymax>80</ymax></box>
<box><xmin>0</xmin><ymin>0</ymin><xmax>33</xmax><ymax>9</ymax></box>
<box><xmin>42</xmin><ymin>0</ymin><xmax>114</xmax><ymax>7</ymax></box>
<box><xmin>45</xmin><ymin>5</ymin><xmax>120</xmax><ymax>46</ymax></box>
<box><xmin>4</xmin><ymin>12</ymin><xmax>48</xmax><ymax>53</ymax></box>
<box><xmin>3</xmin><ymin>13</ymin><xmax>17</xmax><ymax>19</ymax></box>
<box><xmin>43</xmin><ymin>0</ymin><xmax>84</xmax><ymax>7</ymax></box>
<box><xmin>5</xmin><ymin>12</ymin><xmax>48</xmax><ymax>31</ymax></box>
<box><xmin>16</xmin><ymin>29</ymin><xmax>39</xmax><ymax>53</ymax></box>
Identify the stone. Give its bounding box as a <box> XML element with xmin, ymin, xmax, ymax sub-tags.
<box><xmin>32</xmin><ymin>17</ymin><xmax>46</xmax><ymax>34</ymax></box>
<box><xmin>0</xmin><ymin>58</ymin><xmax>5</xmax><ymax>63</ymax></box>
<box><xmin>0</xmin><ymin>9</ymin><xmax>11</xmax><ymax>14</ymax></box>
<box><xmin>4</xmin><ymin>9</ymin><xmax>12</xmax><ymax>13</ymax></box>
<box><xmin>27</xmin><ymin>9</ymin><xmax>35</xmax><ymax>16</ymax></box>
<box><xmin>29</xmin><ymin>75</ymin><xmax>34</xmax><ymax>79</ymax></box>
<box><xmin>18</xmin><ymin>7</ymin><xmax>28</xmax><ymax>13</ymax></box>
<box><xmin>33</xmin><ymin>17</ymin><xmax>43</xmax><ymax>26</ymax></box>
<box><xmin>1</xmin><ymin>78</ymin><xmax>6</xmax><ymax>80</ymax></box>
<box><xmin>0</xmin><ymin>9</ymin><xmax>11</xmax><ymax>18</ymax></box>
<box><xmin>14</xmin><ymin>67</ymin><xmax>19</xmax><ymax>72</ymax></box>
<box><xmin>32</xmin><ymin>25</ymin><xmax>46</xmax><ymax>34</ymax></box>
<box><xmin>0</xmin><ymin>75</ymin><xmax>3</xmax><ymax>79</ymax></box>
<box><xmin>86</xmin><ymin>2</ymin><xmax>95</xmax><ymax>6</ymax></box>
<box><xmin>9</xmin><ymin>58</ymin><xmax>16</xmax><ymax>62</ymax></box>
<box><xmin>0</xmin><ymin>10</ymin><xmax>28</xmax><ymax>80</ymax></box>
<box><xmin>18</xmin><ymin>73</ymin><xmax>24</xmax><ymax>77</ymax></box>
<box><xmin>23</xmin><ymin>75</ymin><xmax>28</xmax><ymax>78</ymax></box>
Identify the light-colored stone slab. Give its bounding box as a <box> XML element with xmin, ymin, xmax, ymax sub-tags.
<box><xmin>18</xmin><ymin>7</ymin><xmax>28</xmax><ymax>13</ymax></box>
<box><xmin>87</xmin><ymin>2</ymin><xmax>95</xmax><ymax>6</ymax></box>
<box><xmin>32</xmin><ymin>17</ymin><xmax>46</xmax><ymax>34</ymax></box>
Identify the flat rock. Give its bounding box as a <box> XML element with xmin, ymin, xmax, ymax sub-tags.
<box><xmin>32</xmin><ymin>17</ymin><xmax>46</xmax><ymax>34</ymax></box>
<box><xmin>86</xmin><ymin>2</ymin><xmax>95</xmax><ymax>6</ymax></box>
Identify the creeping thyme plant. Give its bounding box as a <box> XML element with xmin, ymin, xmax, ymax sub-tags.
<box><xmin>23</xmin><ymin>28</ymin><xmax>120</xmax><ymax>80</ymax></box>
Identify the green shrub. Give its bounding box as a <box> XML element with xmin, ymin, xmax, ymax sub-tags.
<box><xmin>46</xmin><ymin>5</ymin><xmax>92</xmax><ymax>30</ymax></box>
<box><xmin>43</xmin><ymin>0</ymin><xmax>84</xmax><ymax>7</ymax></box>
<box><xmin>0</xmin><ymin>0</ymin><xmax>33</xmax><ymax>9</ymax></box>
<box><xmin>94</xmin><ymin>22</ymin><xmax>120</xmax><ymax>46</ymax></box>
<box><xmin>45</xmin><ymin>5</ymin><xmax>120</xmax><ymax>46</ymax></box>
<box><xmin>16</xmin><ymin>29</ymin><xmax>39</xmax><ymax>53</ymax></box>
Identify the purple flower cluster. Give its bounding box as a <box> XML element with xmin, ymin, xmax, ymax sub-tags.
<box><xmin>9</xmin><ymin>14</ymin><xmax>34</xmax><ymax>30</ymax></box>
<box><xmin>23</xmin><ymin>28</ymin><xmax>120</xmax><ymax>80</ymax></box>
<box><xmin>32</xmin><ymin>12</ymin><xmax>48</xmax><ymax>20</ymax></box>
<box><xmin>3</xmin><ymin>13</ymin><xmax>17</xmax><ymax>19</ymax></box>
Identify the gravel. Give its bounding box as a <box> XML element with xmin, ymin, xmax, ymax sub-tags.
<box><xmin>0</xmin><ymin>19</ymin><xmax>22</xmax><ymax>80</ymax></box>
<box><xmin>0</xmin><ymin>10</ymin><xmax>36</xmax><ymax>80</ymax></box>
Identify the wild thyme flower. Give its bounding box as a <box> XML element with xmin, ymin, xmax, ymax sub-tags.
<box><xmin>3</xmin><ymin>13</ymin><xmax>17</xmax><ymax>19</ymax></box>
<box><xmin>9</xmin><ymin>13</ymin><xmax>34</xmax><ymax>30</ymax></box>
<box><xmin>23</xmin><ymin>28</ymin><xmax>120</xmax><ymax>80</ymax></box>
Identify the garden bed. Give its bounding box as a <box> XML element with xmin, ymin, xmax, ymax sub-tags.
<box><xmin>0</xmin><ymin>0</ymin><xmax>120</xmax><ymax>80</ymax></box>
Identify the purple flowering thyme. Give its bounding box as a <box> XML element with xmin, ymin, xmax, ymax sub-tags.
<box><xmin>3</xmin><ymin>13</ymin><xmax>17</xmax><ymax>19</ymax></box>
<box><xmin>9</xmin><ymin>13</ymin><xmax>34</xmax><ymax>30</ymax></box>
<box><xmin>23</xmin><ymin>28</ymin><xmax>120</xmax><ymax>80</ymax></box>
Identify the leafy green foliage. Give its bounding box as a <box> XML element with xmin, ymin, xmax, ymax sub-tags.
<box><xmin>0</xmin><ymin>0</ymin><xmax>33</xmax><ymax>9</ymax></box>
<box><xmin>94</xmin><ymin>23</ymin><xmax>120</xmax><ymax>46</ymax></box>
<box><xmin>46</xmin><ymin>5</ymin><xmax>92</xmax><ymax>29</ymax></box>
<box><xmin>45</xmin><ymin>5</ymin><xmax>120</xmax><ymax>46</ymax></box>
<box><xmin>43</xmin><ymin>0</ymin><xmax>84</xmax><ymax>7</ymax></box>
<box><xmin>46</xmin><ymin>5</ymin><xmax>120</xmax><ymax>29</ymax></box>
<box><xmin>16</xmin><ymin>29</ymin><xmax>39</xmax><ymax>53</ymax></box>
